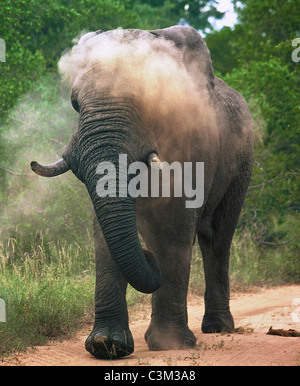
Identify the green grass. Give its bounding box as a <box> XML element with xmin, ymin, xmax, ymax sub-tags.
<box><xmin>230</xmin><ymin>230</ymin><xmax>299</xmax><ymax>288</ymax></box>
<box><xmin>0</xmin><ymin>236</ymin><xmax>95</xmax><ymax>357</ymax></box>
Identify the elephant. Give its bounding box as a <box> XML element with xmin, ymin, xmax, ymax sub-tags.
<box><xmin>31</xmin><ymin>26</ymin><xmax>253</xmax><ymax>359</ymax></box>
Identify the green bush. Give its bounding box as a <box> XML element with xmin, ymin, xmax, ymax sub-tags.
<box><xmin>224</xmin><ymin>59</ymin><xmax>299</xmax><ymax>138</ymax></box>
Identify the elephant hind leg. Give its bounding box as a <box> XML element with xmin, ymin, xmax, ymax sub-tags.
<box><xmin>198</xmin><ymin>176</ymin><xmax>250</xmax><ymax>333</ymax></box>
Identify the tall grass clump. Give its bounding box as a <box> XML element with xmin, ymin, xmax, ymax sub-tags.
<box><xmin>230</xmin><ymin>226</ymin><xmax>299</xmax><ymax>289</ymax></box>
<box><xmin>0</xmin><ymin>234</ymin><xmax>95</xmax><ymax>357</ymax></box>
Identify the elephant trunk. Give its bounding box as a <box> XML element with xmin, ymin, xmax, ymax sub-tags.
<box><xmin>82</xmin><ymin>149</ymin><xmax>162</xmax><ymax>294</ymax></box>
<box><xmin>92</xmin><ymin>194</ymin><xmax>161</xmax><ymax>294</ymax></box>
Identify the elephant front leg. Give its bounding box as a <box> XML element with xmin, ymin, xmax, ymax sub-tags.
<box><xmin>145</xmin><ymin>245</ymin><xmax>197</xmax><ymax>350</ymax></box>
<box><xmin>85</xmin><ymin>218</ymin><xmax>134</xmax><ymax>359</ymax></box>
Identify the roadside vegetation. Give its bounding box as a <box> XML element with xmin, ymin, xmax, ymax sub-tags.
<box><xmin>0</xmin><ymin>0</ymin><xmax>299</xmax><ymax>358</ymax></box>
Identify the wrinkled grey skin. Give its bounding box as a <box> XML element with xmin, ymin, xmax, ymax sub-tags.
<box><xmin>32</xmin><ymin>26</ymin><xmax>253</xmax><ymax>359</ymax></box>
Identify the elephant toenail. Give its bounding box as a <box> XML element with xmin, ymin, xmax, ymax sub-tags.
<box><xmin>94</xmin><ymin>334</ymin><xmax>107</xmax><ymax>343</ymax></box>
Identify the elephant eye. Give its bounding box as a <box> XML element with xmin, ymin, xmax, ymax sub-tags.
<box><xmin>149</xmin><ymin>31</ymin><xmax>159</xmax><ymax>38</ymax></box>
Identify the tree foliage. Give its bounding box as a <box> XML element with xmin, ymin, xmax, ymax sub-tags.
<box><xmin>0</xmin><ymin>0</ymin><xmax>138</xmax><ymax>119</ymax></box>
<box><xmin>0</xmin><ymin>0</ymin><xmax>299</xmax><ymax>280</ymax></box>
<box><xmin>233</xmin><ymin>0</ymin><xmax>300</xmax><ymax>64</ymax></box>
<box><xmin>132</xmin><ymin>0</ymin><xmax>224</xmax><ymax>31</ymax></box>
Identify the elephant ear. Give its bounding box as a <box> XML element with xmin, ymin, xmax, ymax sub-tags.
<box><xmin>71</xmin><ymin>86</ymin><xmax>80</xmax><ymax>112</ymax></box>
<box><xmin>149</xmin><ymin>26</ymin><xmax>215</xmax><ymax>92</ymax></box>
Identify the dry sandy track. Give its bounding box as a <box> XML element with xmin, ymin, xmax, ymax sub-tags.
<box><xmin>2</xmin><ymin>285</ymin><xmax>300</xmax><ymax>366</ymax></box>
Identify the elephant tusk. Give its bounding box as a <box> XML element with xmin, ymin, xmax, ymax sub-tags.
<box><xmin>147</xmin><ymin>153</ymin><xmax>163</xmax><ymax>169</ymax></box>
<box><xmin>30</xmin><ymin>158</ymin><xmax>70</xmax><ymax>177</ymax></box>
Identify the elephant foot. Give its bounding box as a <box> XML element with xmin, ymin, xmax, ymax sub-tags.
<box><xmin>85</xmin><ymin>326</ymin><xmax>134</xmax><ymax>359</ymax></box>
<box><xmin>145</xmin><ymin>323</ymin><xmax>197</xmax><ymax>351</ymax></box>
<box><xmin>202</xmin><ymin>310</ymin><xmax>234</xmax><ymax>333</ymax></box>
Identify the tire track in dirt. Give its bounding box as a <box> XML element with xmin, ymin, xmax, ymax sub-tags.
<box><xmin>2</xmin><ymin>285</ymin><xmax>300</xmax><ymax>366</ymax></box>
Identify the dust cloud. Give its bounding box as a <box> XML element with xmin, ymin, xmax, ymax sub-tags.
<box><xmin>0</xmin><ymin>76</ymin><xmax>91</xmax><ymax>243</ymax></box>
<box><xmin>58</xmin><ymin>28</ymin><xmax>216</xmax><ymax>157</ymax></box>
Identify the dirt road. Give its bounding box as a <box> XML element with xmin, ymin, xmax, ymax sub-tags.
<box><xmin>2</xmin><ymin>285</ymin><xmax>300</xmax><ymax>366</ymax></box>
